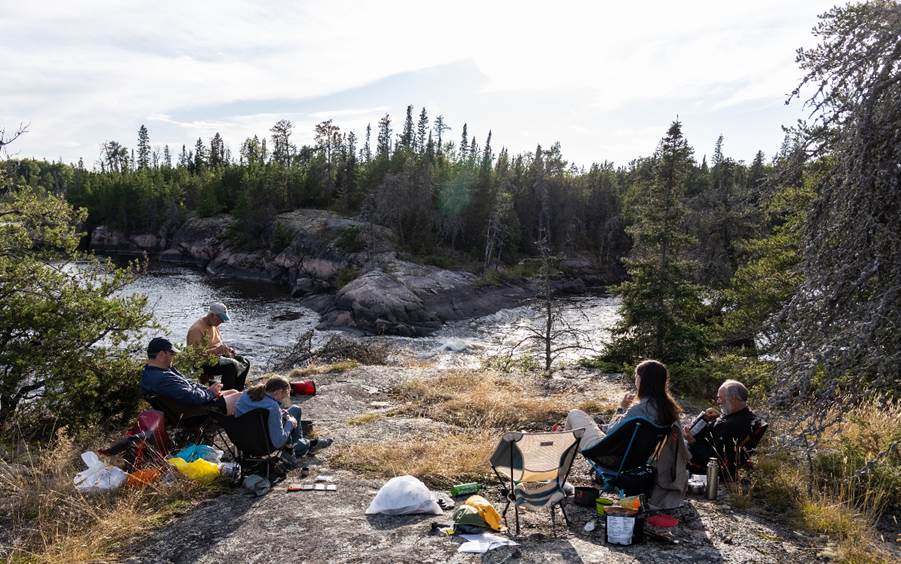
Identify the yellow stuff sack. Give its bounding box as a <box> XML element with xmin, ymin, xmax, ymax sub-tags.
<box><xmin>464</xmin><ymin>494</ymin><xmax>504</xmax><ymax>531</ymax></box>
<box><xmin>168</xmin><ymin>457</ymin><xmax>220</xmax><ymax>483</ymax></box>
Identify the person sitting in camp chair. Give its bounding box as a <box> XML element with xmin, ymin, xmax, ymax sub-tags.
<box><xmin>141</xmin><ymin>337</ymin><xmax>241</xmax><ymax>416</ymax></box>
<box><xmin>566</xmin><ymin>360</ymin><xmax>689</xmax><ymax>503</ymax></box>
<box><xmin>683</xmin><ymin>379</ymin><xmax>763</xmax><ymax>479</ymax></box>
<box><xmin>234</xmin><ymin>376</ymin><xmax>332</xmax><ymax>464</ymax></box>
<box><xmin>565</xmin><ymin>359</ymin><xmax>682</xmax><ymax>449</ymax></box>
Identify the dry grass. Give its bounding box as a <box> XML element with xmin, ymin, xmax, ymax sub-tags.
<box><xmin>328</xmin><ymin>430</ymin><xmax>497</xmax><ymax>488</ymax></box>
<box><xmin>392</xmin><ymin>370</ymin><xmax>571</xmax><ymax>429</ymax></box>
<box><xmin>746</xmin><ymin>399</ymin><xmax>900</xmax><ymax>563</ymax></box>
<box><xmin>347</xmin><ymin>412</ymin><xmax>384</xmax><ymax>426</ymax></box>
<box><xmin>575</xmin><ymin>399</ymin><xmax>617</xmax><ymax>415</ymax></box>
<box><xmin>0</xmin><ymin>429</ymin><xmax>215</xmax><ymax>563</ymax></box>
<box><xmin>289</xmin><ymin>360</ymin><xmax>360</xmax><ymax>377</ymax></box>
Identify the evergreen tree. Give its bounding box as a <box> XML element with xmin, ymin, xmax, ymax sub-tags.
<box><xmin>376</xmin><ymin>113</ymin><xmax>392</xmax><ymax>159</ymax></box>
<box><xmin>604</xmin><ymin>120</ymin><xmax>707</xmax><ymax>366</ymax></box>
<box><xmin>400</xmin><ymin>105</ymin><xmax>415</xmax><ymax>150</ymax></box>
<box><xmin>162</xmin><ymin>145</ymin><xmax>172</xmax><ymax>168</ymax></box>
<box><xmin>270</xmin><ymin>120</ymin><xmax>294</xmax><ymax>165</ymax></box>
<box><xmin>459</xmin><ymin>123</ymin><xmax>469</xmax><ymax>161</ymax></box>
<box><xmin>209</xmin><ymin>132</ymin><xmax>225</xmax><ymax>167</ymax></box>
<box><xmin>415</xmin><ymin>107</ymin><xmax>429</xmax><ymax>153</ymax></box>
<box><xmin>362</xmin><ymin>123</ymin><xmax>372</xmax><ymax>162</ymax></box>
<box><xmin>193</xmin><ymin>138</ymin><xmax>207</xmax><ymax>170</ymax></box>
<box><xmin>433</xmin><ymin>114</ymin><xmax>450</xmax><ymax>155</ymax></box>
<box><xmin>179</xmin><ymin>144</ymin><xmax>189</xmax><ymax>168</ymax></box>
<box><xmin>136</xmin><ymin>124</ymin><xmax>150</xmax><ymax>169</ymax></box>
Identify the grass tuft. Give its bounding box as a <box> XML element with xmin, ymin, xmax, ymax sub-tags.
<box><xmin>392</xmin><ymin>370</ymin><xmax>570</xmax><ymax>429</ymax></box>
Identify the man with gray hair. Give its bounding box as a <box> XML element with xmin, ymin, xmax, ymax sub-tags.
<box><xmin>683</xmin><ymin>379</ymin><xmax>758</xmax><ymax>477</ymax></box>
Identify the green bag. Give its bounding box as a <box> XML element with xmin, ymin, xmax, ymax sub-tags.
<box><xmin>451</xmin><ymin>505</ymin><xmax>490</xmax><ymax>534</ymax></box>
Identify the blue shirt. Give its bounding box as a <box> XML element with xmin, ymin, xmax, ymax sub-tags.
<box><xmin>235</xmin><ymin>392</ymin><xmax>294</xmax><ymax>449</ymax></box>
<box><xmin>141</xmin><ymin>365</ymin><xmax>216</xmax><ymax>406</ymax></box>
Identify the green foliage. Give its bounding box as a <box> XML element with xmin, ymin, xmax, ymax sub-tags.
<box><xmin>0</xmin><ymin>187</ymin><xmax>152</xmax><ymax>432</ymax></box>
<box><xmin>603</xmin><ymin>121</ymin><xmax>709</xmax><ymax>366</ymax></box>
<box><xmin>334</xmin><ymin>226</ymin><xmax>365</xmax><ymax>253</ymax></box>
<box><xmin>673</xmin><ymin>354</ymin><xmax>775</xmax><ymax>401</ymax></box>
<box><xmin>336</xmin><ymin>266</ymin><xmax>360</xmax><ymax>288</ymax></box>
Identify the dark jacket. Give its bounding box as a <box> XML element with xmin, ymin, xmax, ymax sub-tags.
<box><xmin>141</xmin><ymin>365</ymin><xmax>216</xmax><ymax>406</ymax></box>
<box><xmin>691</xmin><ymin>406</ymin><xmax>756</xmax><ymax>471</ymax></box>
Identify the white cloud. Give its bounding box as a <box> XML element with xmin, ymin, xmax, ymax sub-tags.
<box><xmin>1</xmin><ymin>0</ymin><xmax>836</xmax><ymax>166</ymax></box>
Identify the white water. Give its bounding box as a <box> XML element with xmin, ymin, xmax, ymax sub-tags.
<box><xmin>122</xmin><ymin>264</ymin><xmax>620</xmax><ymax>369</ymax></box>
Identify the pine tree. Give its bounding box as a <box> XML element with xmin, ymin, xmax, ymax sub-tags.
<box><xmin>433</xmin><ymin>115</ymin><xmax>450</xmax><ymax>156</ymax></box>
<box><xmin>362</xmin><ymin>124</ymin><xmax>372</xmax><ymax>162</ymax></box>
<box><xmin>179</xmin><ymin>145</ymin><xmax>188</xmax><ymax>168</ymax></box>
<box><xmin>604</xmin><ymin>120</ymin><xmax>707</xmax><ymax>365</ymax></box>
<box><xmin>193</xmin><ymin>138</ymin><xmax>207</xmax><ymax>170</ymax></box>
<box><xmin>400</xmin><ymin>105</ymin><xmax>415</xmax><ymax>150</ymax></box>
<box><xmin>136</xmin><ymin>124</ymin><xmax>150</xmax><ymax>169</ymax></box>
<box><xmin>376</xmin><ymin>113</ymin><xmax>392</xmax><ymax>159</ymax></box>
<box><xmin>459</xmin><ymin>123</ymin><xmax>469</xmax><ymax>161</ymax></box>
<box><xmin>209</xmin><ymin>132</ymin><xmax>225</xmax><ymax>167</ymax></box>
<box><xmin>270</xmin><ymin>120</ymin><xmax>294</xmax><ymax>165</ymax></box>
<box><xmin>163</xmin><ymin>145</ymin><xmax>172</xmax><ymax>169</ymax></box>
<box><xmin>415</xmin><ymin>107</ymin><xmax>429</xmax><ymax>153</ymax></box>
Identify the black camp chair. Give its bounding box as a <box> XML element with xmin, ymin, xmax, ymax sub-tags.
<box><xmin>144</xmin><ymin>395</ymin><xmax>219</xmax><ymax>448</ymax></box>
<box><xmin>581</xmin><ymin>416</ymin><xmax>670</xmax><ymax>496</ymax></box>
<box><xmin>490</xmin><ymin>428</ymin><xmax>584</xmax><ymax>536</ymax></box>
<box><xmin>210</xmin><ymin>409</ymin><xmax>287</xmax><ymax>482</ymax></box>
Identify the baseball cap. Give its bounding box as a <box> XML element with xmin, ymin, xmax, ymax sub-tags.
<box><xmin>209</xmin><ymin>302</ymin><xmax>230</xmax><ymax>322</ymax></box>
<box><xmin>147</xmin><ymin>337</ymin><xmax>178</xmax><ymax>357</ymax></box>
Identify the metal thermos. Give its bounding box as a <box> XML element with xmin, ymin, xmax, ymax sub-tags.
<box><xmin>706</xmin><ymin>458</ymin><xmax>719</xmax><ymax>500</ymax></box>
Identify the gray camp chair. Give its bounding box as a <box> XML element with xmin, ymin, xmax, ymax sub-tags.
<box><xmin>490</xmin><ymin>428</ymin><xmax>585</xmax><ymax>536</ymax></box>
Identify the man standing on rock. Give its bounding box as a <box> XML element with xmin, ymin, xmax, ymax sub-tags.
<box><xmin>186</xmin><ymin>302</ymin><xmax>249</xmax><ymax>391</ymax></box>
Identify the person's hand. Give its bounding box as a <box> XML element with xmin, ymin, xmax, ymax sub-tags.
<box><xmin>228</xmin><ymin>346</ymin><xmax>236</xmax><ymax>356</ymax></box>
<box><xmin>620</xmin><ymin>392</ymin><xmax>635</xmax><ymax>410</ymax></box>
<box><xmin>208</xmin><ymin>383</ymin><xmax>223</xmax><ymax>397</ymax></box>
<box><xmin>287</xmin><ymin>415</ymin><xmax>297</xmax><ymax>427</ymax></box>
<box><xmin>704</xmin><ymin>407</ymin><xmax>721</xmax><ymax>420</ymax></box>
<box><xmin>682</xmin><ymin>425</ymin><xmax>696</xmax><ymax>444</ymax></box>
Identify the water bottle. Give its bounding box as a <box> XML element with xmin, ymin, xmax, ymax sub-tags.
<box><xmin>706</xmin><ymin>458</ymin><xmax>719</xmax><ymax>500</ymax></box>
<box><xmin>449</xmin><ymin>482</ymin><xmax>481</xmax><ymax>496</ymax></box>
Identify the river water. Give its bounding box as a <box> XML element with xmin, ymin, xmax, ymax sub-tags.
<box><xmin>122</xmin><ymin>264</ymin><xmax>620</xmax><ymax>370</ymax></box>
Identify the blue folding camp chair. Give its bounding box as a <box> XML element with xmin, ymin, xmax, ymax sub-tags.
<box><xmin>580</xmin><ymin>416</ymin><xmax>670</xmax><ymax>496</ymax></box>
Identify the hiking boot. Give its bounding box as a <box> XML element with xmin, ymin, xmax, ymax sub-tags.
<box><xmin>310</xmin><ymin>437</ymin><xmax>333</xmax><ymax>452</ymax></box>
<box><xmin>280</xmin><ymin>450</ymin><xmax>298</xmax><ymax>467</ymax></box>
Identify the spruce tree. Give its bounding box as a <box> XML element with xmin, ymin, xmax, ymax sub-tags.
<box><xmin>136</xmin><ymin>124</ymin><xmax>150</xmax><ymax>169</ymax></box>
<box><xmin>604</xmin><ymin>120</ymin><xmax>707</xmax><ymax>365</ymax></box>
<box><xmin>433</xmin><ymin>115</ymin><xmax>450</xmax><ymax>155</ymax></box>
<box><xmin>459</xmin><ymin>123</ymin><xmax>468</xmax><ymax>161</ymax></box>
<box><xmin>376</xmin><ymin>114</ymin><xmax>392</xmax><ymax>159</ymax></box>
<box><xmin>193</xmin><ymin>138</ymin><xmax>207</xmax><ymax>170</ymax></box>
<box><xmin>400</xmin><ymin>105</ymin><xmax>415</xmax><ymax>150</ymax></box>
<box><xmin>416</xmin><ymin>107</ymin><xmax>429</xmax><ymax>153</ymax></box>
<box><xmin>362</xmin><ymin>124</ymin><xmax>372</xmax><ymax>162</ymax></box>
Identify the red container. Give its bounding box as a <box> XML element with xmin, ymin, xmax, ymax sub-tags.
<box><xmin>290</xmin><ymin>379</ymin><xmax>317</xmax><ymax>396</ymax></box>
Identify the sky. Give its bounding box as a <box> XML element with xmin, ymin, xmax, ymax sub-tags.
<box><xmin>1</xmin><ymin>0</ymin><xmax>838</xmax><ymax>169</ymax></box>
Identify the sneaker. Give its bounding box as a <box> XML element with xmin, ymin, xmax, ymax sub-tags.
<box><xmin>280</xmin><ymin>450</ymin><xmax>298</xmax><ymax>467</ymax></box>
<box><xmin>310</xmin><ymin>437</ymin><xmax>333</xmax><ymax>452</ymax></box>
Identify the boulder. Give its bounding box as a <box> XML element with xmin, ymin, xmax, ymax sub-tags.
<box><xmin>206</xmin><ymin>248</ymin><xmax>282</xmax><ymax>282</ymax></box>
<box><xmin>169</xmin><ymin>215</ymin><xmax>234</xmax><ymax>265</ymax></box>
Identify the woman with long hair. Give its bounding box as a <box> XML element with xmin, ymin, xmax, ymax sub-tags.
<box><xmin>565</xmin><ymin>359</ymin><xmax>682</xmax><ymax>449</ymax></box>
<box><xmin>235</xmin><ymin>375</ymin><xmax>332</xmax><ymax>459</ymax></box>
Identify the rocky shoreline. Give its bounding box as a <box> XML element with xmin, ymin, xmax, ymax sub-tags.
<box><xmin>88</xmin><ymin>210</ymin><xmax>622</xmax><ymax>336</ymax></box>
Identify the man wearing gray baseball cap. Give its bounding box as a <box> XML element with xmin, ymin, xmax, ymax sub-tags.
<box><xmin>186</xmin><ymin>301</ymin><xmax>250</xmax><ymax>391</ymax></box>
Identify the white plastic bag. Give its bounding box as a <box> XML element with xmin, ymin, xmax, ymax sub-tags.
<box><xmin>73</xmin><ymin>451</ymin><xmax>127</xmax><ymax>494</ymax></box>
<box><xmin>365</xmin><ymin>475</ymin><xmax>443</xmax><ymax>515</ymax></box>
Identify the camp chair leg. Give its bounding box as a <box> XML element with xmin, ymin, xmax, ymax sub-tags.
<box><xmin>514</xmin><ymin>503</ymin><xmax>520</xmax><ymax>536</ymax></box>
<box><xmin>559</xmin><ymin>501</ymin><xmax>571</xmax><ymax>528</ymax></box>
<box><xmin>551</xmin><ymin>505</ymin><xmax>556</xmax><ymax>538</ymax></box>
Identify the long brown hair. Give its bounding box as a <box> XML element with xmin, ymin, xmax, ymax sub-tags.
<box><xmin>635</xmin><ymin>359</ymin><xmax>682</xmax><ymax>426</ymax></box>
<box><xmin>246</xmin><ymin>375</ymin><xmax>290</xmax><ymax>402</ymax></box>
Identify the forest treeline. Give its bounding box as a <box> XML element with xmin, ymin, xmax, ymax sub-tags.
<box><xmin>5</xmin><ymin>109</ymin><xmax>775</xmax><ymax>281</ymax></box>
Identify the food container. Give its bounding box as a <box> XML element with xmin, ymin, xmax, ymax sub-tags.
<box><xmin>604</xmin><ymin>506</ymin><xmax>645</xmax><ymax>545</ymax></box>
<box><xmin>574</xmin><ymin>486</ymin><xmax>600</xmax><ymax>508</ymax></box>
<box><xmin>290</xmin><ymin>380</ymin><xmax>317</xmax><ymax>396</ymax></box>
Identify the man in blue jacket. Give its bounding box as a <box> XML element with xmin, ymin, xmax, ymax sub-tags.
<box><xmin>141</xmin><ymin>337</ymin><xmax>240</xmax><ymax>414</ymax></box>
